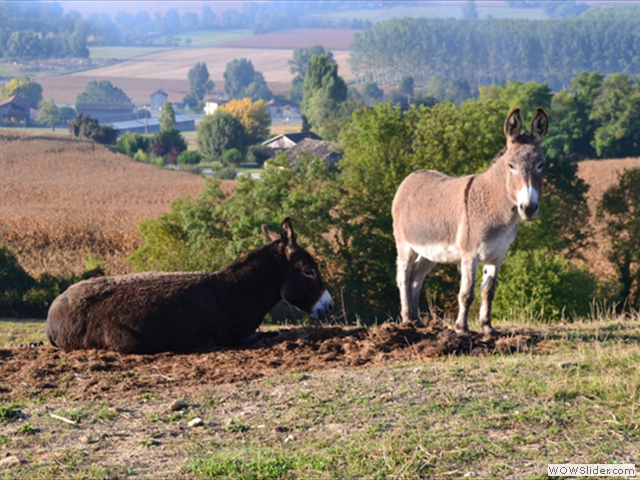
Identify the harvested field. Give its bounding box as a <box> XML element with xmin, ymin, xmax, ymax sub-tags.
<box><xmin>220</xmin><ymin>28</ymin><xmax>361</xmax><ymax>50</ymax></box>
<box><xmin>38</xmin><ymin>47</ymin><xmax>353</xmax><ymax>105</ymax></box>
<box><xmin>0</xmin><ymin>132</ymin><xmax>233</xmax><ymax>277</ymax></box>
<box><xmin>576</xmin><ymin>157</ymin><xmax>640</xmax><ymax>277</ymax></box>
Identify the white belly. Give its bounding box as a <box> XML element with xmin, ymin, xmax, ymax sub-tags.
<box><xmin>409</xmin><ymin>242</ymin><xmax>462</xmax><ymax>264</ymax></box>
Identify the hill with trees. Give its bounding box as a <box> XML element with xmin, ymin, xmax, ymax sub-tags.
<box><xmin>349</xmin><ymin>6</ymin><xmax>640</xmax><ymax>92</ymax></box>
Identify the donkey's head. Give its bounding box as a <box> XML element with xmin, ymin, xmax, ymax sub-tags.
<box><xmin>262</xmin><ymin>218</ymin><xmax>333</xmax><ymax>319</ymax></box>
<box><xmin>503</xmin><ymin>107</ymin><xmax>549</xmax><ymax>221</ymax></box>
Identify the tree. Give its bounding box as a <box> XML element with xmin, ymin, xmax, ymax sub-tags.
<box><xmin>289</xmin><ymin>45</ymin><xmax>334</xmax><ymax>78</ymax></box>
<box><xmin>219</xmin><ymin>98</ymin><xmax>271</xmax><ymax>144</ymax></box>
<box><xmin>590</xmin><ymin>74</ymin><xmax>640</xmax><ymax>158</ymax></box>
<box><xmin>545</xmin><ymin>72</ymin><xmax>603</xmax><ymax>159</ymax></box>
<box><xmin>149</xmin><ymin>129</ymin><xmax>187</xmax><ymax>164</ymax></box>
<box><xmin>37</xmin><ymin>99</ymin><xmax>60</xmax><ymax>130</ymax></box>
<box><xmin>301</xmin><ymin>54</ymin><xmax>348</xmax><ymax>135</ymax></box>
<box><xmin>288</xmin><ymin>45</ymin><xmax>334</xmax><ymax>103</ymax></box>
<box><xmin>597</xmin><ymin>168</ymin><xmax>640</xmax><ymax>310</ymax></box>
<box><xmin>223</xmin><ymin>58</ymin><xmax>272</xmax><ymax>101</ymax></box>
<box><xmin>399</xmin><ymin>76</ymin><xmax>415</xmax><ymax>102</ymax></box>
<box><xmin>187</xmin><ymin>62</ymin><xmax>214</xmax><ymax>103</ymax></box>
<box><xmin>197</xmin><ymin>110</ymin><xmax>249</xmax><ymax>162</ymax></box>
<box><xmin>76</xmin><ymin>80</ymin><xmax>131</xmax><ymax>104</ymax></box>
<box><xmin>68</xmin><ymin>114</ymin><xmax>118</xmax><ymax>144</ymax></box>
<box><xmin>362</xmin><ymin>82</ymin><xmax>384</xmax><ymax>103</ymax></box>
<box><xmin>461</xmin><ymin>1</ymin><xmax>479</xmax><ymax>20</ymax></box>
<box><xmin>0</xmin><ymin>77</ymin><xmax>43</xmax><ymax>107</ymax></box>
<box><xmin>117</xmin><ymin>132</ymin><xmax>150</xmax><ymax>157</ymax></box>
<box><xmin>159</xmin><ymin>101</ymin><xmax>176</xmax><ymax>132</ymax></box>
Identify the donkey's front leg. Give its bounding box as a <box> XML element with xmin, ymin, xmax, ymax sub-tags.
<box><xmin>479</xmin><ymin>264</ymin><xmax>499</xmax><ymax>337</ymax></box>
<box><xmin>455</xmin><ymin>256</ymin><xmax>478</xmax><ymax>336</ymax></box>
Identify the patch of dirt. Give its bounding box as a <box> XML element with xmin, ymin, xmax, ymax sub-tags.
<box><xmin>0</xmin><ymin>320</ymin><xmax>541</xmax><ymax>401</ymax></box>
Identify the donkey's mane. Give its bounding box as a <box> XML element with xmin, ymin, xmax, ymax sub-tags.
<box><xmin>489</xmin><ymin>132</ymin><xmax>538</xmax><ymax>167</ymax></box>
<box><xmin>217</xmin><ymin>240</ymin><xmax>282</xmax><ymax>280</ymax></box>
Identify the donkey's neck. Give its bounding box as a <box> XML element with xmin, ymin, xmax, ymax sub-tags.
<box><xmin>215</xmin><ymin>242</ymin><xmax>286</xmax><ymax>321</ymax></box>
<box><xmin>471</xmin><ymin>157</ymin><xmax>519</xmax><ymax>228</ymax></box>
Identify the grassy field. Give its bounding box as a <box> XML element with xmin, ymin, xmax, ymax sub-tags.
<box><xmin>307</xmin><ymin>4</ymin><xmax>548</xmax><ymax>22</ymax></box>
<box><xmin>1</xmin><ymin>314</ymin><xmax>638</xmax><ymax>478</ymax></box>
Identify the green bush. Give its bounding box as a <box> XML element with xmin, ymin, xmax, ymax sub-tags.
<box><xmin>0</xmin><ymin>245</ymin><xmax>35</xmax><ymax>317</ymax></box>
<box><xmin>221</xmin><ymin>148</ymin><xmax>243</xmax><ymax>165</ymax></box>
<box><xmin>177</xmin><ymin>150</ymin><xmax>202</xmax><ymax>165</ymax></box>
<box><xmin>117</xmin><ymin>132</ymin><xmax>150</xmax><ymax>157</ymax></box>
<box><xmin>492</xmin><ymin>249</ymin><xmax>598</xmax><ymax>322</ymax></box>
<box><xmin>0</xmin><ymin>244</ymin><xmax>104</xmax><ymax>318</ymax></box>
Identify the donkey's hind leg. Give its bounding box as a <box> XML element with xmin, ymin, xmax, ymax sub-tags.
<box><xmin>409</xmin><ymin>256</ymin><xmax>436</xmax><ymax>324</ymax></box>
<box><xmin>396</xmin><ymin>243</ymin><xmax>419</xmax><ymax>323</ymax></box>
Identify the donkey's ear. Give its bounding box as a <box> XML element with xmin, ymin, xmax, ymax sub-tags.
<box><xmin>262</xmin><ymin>224</ymin><xmax>280</xmax><ymax>243</ymax></box>
<box><xmin>530</xmin><ymin>107</ymin><xmax>549</xmax><ymax>143</ymax></box>
<box><xmin>504</xmin><ymin>108</ymin><xmax>522</xmax><ymax>143</ymax></box>
<box><xmin>280</xmin><ymin>217</ymin><xmax>298</xmax><ymax>254</ymax></box>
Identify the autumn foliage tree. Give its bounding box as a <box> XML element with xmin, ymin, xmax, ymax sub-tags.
<box><xmin>219</xmin><ymin>98</ymin><xmax>271</xmax><ymax>145</ymax></box>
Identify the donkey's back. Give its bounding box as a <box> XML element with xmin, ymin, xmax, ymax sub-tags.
<box><xmin>392</xmin><ymin>169</ymin><xmax>472</xmax><ymax>263</ymax></box>
<box><xmin>46</xmin><ymin>272</ymin><xmax>229</xmax><ymax>354</ymax></box>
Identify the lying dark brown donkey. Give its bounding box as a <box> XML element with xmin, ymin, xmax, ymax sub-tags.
<box><xmin>46</xmin><ymin>218</ymin><xmax>333</xmax><ymax>353</ymax></box>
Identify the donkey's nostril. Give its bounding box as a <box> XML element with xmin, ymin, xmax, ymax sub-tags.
<box><xmin>524</xmin><ymin>203</ymin><xmax>539</xmax><ymax>217</ymax></box>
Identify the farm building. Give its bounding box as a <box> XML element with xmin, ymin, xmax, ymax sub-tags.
<box><xmin>262</xmin><ymin>132</ymin><xmax>322</xmax><ymax>149</ymax></box>
<box><xmin>111</xmin><ymin>114</ymin><xmax>198</xmax><ymax>135</ymax></box>
<box><xmin>75</xmin><ymin>102</ymin><xmax>135</xmax><ymax>124</ymax></box>
<box><xmin>266</xmin><ymin>99</ymin><xmax>301</xmax><ymax>123</ymax></box>
<box><xmin>0</xmin><ymin>95</ymin><xmax>36</xmax><ymax>127</ymax></box>
<box><xmin>150</xmin><ymin>89</ymin><xmax>169</xmax><ymax>110</ymax></box>
<box><xmin>287</xmin><ymin>138</ymin><xmax>342</xmax><ymax>167</ymax></box>
<box><xmin>258</xmin><ymin>133</ymin><xmax>340</xmax><ymax>167</ymax></box>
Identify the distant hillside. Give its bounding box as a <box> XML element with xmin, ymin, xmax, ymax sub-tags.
<box><xmin>0</xmin><ymin>132</ymin><xmax>231</xmax><ymax>276</ymax></box>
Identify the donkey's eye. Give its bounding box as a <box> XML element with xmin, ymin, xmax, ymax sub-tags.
<box><xmin>508</xmin><ymin>163</ymin><xmax>517</xmax><ymax>171</ymax></box>
<box><xmin>536</xmin><ymin>162</ymin><xmax>544</xmax><ymax>171</ymax></box>
<box><xmin>302</xmin><ymin>269</ymin><xmax>316</xmax><ymax>279</ymax></box>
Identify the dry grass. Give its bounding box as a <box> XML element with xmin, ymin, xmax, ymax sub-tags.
<box><xmin>0</xmin><ymin>131</ymin><xmax>234</xmax><ymax>277</ymax></box>
<box><xmin>576</xmin><ymin>157</ymin><xmax>640</xmax><ymax>277</ymax></box>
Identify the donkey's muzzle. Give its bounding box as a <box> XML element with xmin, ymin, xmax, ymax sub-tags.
<box><xmin>312</xmin><ymin>290</ymin><xmax>333</xmax><ymax>319</ymax></box>
<box><xmin>519</xmin><ymin>201</ymin><xmax>539</xmax><ymax>220</ymax></box>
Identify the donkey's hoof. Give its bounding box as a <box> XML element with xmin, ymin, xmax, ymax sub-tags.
<box><xmin>455</xmin><ymin>328</ymin><xmax>470</xmax><ymax>338</ymax></box>
<box><xmin>482</xmin><ymin>326</ymin><xmax>499</xmax><ymax>338</ymax></box>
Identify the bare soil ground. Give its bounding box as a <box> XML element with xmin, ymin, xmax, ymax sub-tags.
<box><xmin>576</xmin><ymin>157</ymin><xmax>640</xmax><ymax>277</ymax></box>
<box><xmin>1</xmin><ymin>320</ymin><xmax>537</xmax><ymax>403</ymax></box>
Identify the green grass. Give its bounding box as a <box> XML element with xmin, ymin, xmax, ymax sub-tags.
<box><xmin>1</xmin><ymin>317</ymin><xmax>639</xmax><ymax>478</ymax></box>
<box><xmin>0</xmin><ymin>318</ymin><xmax>47</xmax><ymax>348</ymax></box>
<box><xmin>182</xmin><ymin>319</ymin><xmax>640</xmax><ymax>479</ymax></box>
<box><xmin>308</xmin><ymin>4</ymin><xmax>547</xmax><ymax>22</ymax></box>
<box><xmin>179</xmin><ymin>29</ymin><xmax>253</xmax><ymax>48</ymax></box>
<box><xmin>88</xmin><ymin>30</ymin><xmax>253</xmax><ymax>58</ymax></box>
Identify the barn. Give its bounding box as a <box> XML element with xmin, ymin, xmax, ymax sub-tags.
<box><xmin>75</xmin><ymin>102</ymin><xmax>135</xmax><ymax>124</ymax></box>
<box><xmin>0</xmin><ymin>96</ymin><xmax>35</xmax><ymax>127</ymax></box>
<box><xmin>111</xmin><ymin>114</ymin><xmax>198</xmax><ymax>135</ymax></box>
<box><xmin>150</xmin><ymin>89</ymin><xmax>169</xmax><ymax>111</ymax></box>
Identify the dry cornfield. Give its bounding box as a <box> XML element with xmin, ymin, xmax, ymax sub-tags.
<box><xmin>0</xmin><ymin>132</ymin><xmax>233</xmax><ymax>277</ymax></box>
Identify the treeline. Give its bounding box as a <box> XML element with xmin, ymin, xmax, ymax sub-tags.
<box><xmin>0</xmin><ymin>1</ymin><xmax>372</xmax><ymax>60</ymax></box>
<box><xmin>0</xmin><ymin>2</ymin><xmax>89</xmax><ymax>60</ymax></box>
<box><xmin>349</xmin><ymin>6</ymin><xmax>640</xmax><ymax>91</ymax></box>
